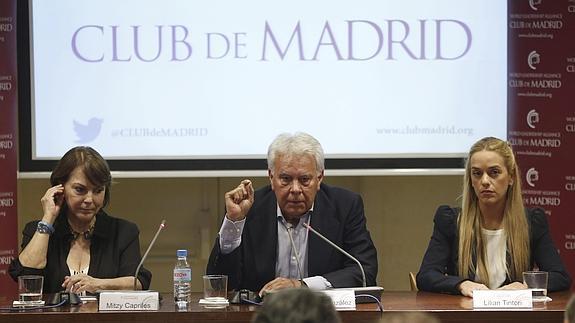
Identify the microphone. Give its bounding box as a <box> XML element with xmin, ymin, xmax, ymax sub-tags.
<box><xmin>133</xmin><ymin>220</ymin><xmax>166</xmax><ymax>290</ymax></box>
<box><xmin>284</xmin><ymin>223</ymin><xmax>304</xmax><ymax>283</ymax></box>
<box><xmin>302</xmin><ymin>222</ymin><xmax>366</xmax><ymax>288</ymax></box>
<box><xmin>98</xmin><ymin>220</ymin><xmax>165</xmax><ymax>311</ymax></box>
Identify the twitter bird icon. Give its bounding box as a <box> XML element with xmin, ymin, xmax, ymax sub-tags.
<box><xmin>74</xmin><ymin>118</ymin><xmax>103</xmax><ymax>143</ymax></box>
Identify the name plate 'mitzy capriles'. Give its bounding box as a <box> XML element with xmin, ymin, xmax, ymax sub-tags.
<box><xmin>98</xmin><ymin>290</ymin><xmax>159</xmax><ymax>311</ymax></box>
<box><xmin>473</xmin><ymin>290</ymin><xmax>532</xmax><ymax>309</ymax></box>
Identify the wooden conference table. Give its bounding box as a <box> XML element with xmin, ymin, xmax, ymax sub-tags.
<box><xmin>0</xmin><ymin>291</ymin><xmax>571</xmax><ymax>323</ymax></box>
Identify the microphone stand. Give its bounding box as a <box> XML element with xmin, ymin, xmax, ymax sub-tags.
<box><xmin>134</xmin><ymin>220</ymin><xmax>166</xmax><ymax>290</ymax></box>
<box><xmin>303</xmin><ymin>222</ymin><xmax>366</xmax><ymax>288</ymax></box>
<box><xmin>285</xmin><ymin>223</ymin><xmax>305</xmax><ymax>284</ymax></box>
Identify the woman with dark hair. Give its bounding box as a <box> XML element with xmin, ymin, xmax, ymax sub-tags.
<box><xmin>10</xmin><ymin>146</ymin><xmax>151</xmax><ymax>294</ymax></box>
<box><xmin>417</xmin><ymin>137</ymin><xmax>570</xmax><ymax>296</ymax></box>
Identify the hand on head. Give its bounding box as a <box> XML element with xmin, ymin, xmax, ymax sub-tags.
<box><xmin>41</xmin><ymin>184</ymin><xmax>65</xmax><ymax>222</ymax></box>
<box><xmin>225</xmin><ymin>179</ymin><xmax>254</xmax><ymax>221</ymax></box>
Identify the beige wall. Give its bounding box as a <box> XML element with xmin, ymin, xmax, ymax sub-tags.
<box><xmin>17</xmin><ymin>175</ymin><xmax>462</xmax><ymax>293</ymax></box>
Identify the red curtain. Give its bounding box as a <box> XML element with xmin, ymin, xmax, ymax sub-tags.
<box><xmin>0</xmin><ymin>0</ymin><xmax>18</xmax><ymax>297</ymax></box>
<box><xmin>508</xmin><ymin>0</ymin><xmax>575</xmax><ymax>289</ymax></box>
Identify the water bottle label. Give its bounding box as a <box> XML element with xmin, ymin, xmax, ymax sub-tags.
<box><xmin>173</xmin><ymin>268</ymin><xmax>191</xmax><ymax>282</ymax></box>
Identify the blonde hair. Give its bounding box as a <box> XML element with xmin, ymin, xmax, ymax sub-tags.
<box><xmin>458</xmin><ymin>137</ymin><xmax>530</xmax><ymax>285</ymax></box>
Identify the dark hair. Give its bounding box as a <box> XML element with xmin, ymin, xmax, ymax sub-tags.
<box><xmin>50</xmin><ymin>146</ymin><xmax>112</xmax><ymax>207</ymax></box>
<box><xmin>251</xmin><ymin>288</ymin><xmax>340</xmax><ymax>323</ymax></box>
<box><xmin>566</xmin><ymin>294</ymin><xmax>575</xmax><ymax>323</ymax></box>
<box><xmin>378</xmin><ymin>312</ymin><xmax>440</xmax><ymax>323</ymax></box>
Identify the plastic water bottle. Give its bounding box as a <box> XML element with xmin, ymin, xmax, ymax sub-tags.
<box><xmin>173</xmin><ymin>249</ymin><xmax>192</xmax><ymax>308</ymax></box>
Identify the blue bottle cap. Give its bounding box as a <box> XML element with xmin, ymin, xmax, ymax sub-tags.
<box><xmin>177</xmin><ymin>249</ymin><xmax>187</xmax><ymax>257</ymax></box>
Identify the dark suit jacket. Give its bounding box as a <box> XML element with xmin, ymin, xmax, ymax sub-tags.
<box><xmin>416</xmin><ymin>205</ymin><xmax>571</xmax><ymax>294</ymax></box>
<box><xmin>9</xmin><ymin>211</ymin><xmax>152</xmax><ymax>293</ymax></box>
<box><xmin>206</xmin><ymin>183</ymin><xmax>378</xmax><ymax>292</ymax></box>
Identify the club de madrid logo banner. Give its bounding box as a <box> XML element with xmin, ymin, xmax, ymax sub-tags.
<box><xmin>0</xmin><ymin>0</ymin><xmax>18</xmax><ymax>296</ymax></box>
<box><xmin>508</xmin><ymin>0</ymin><xmax>575</xmax><ymax>287</ymax></box>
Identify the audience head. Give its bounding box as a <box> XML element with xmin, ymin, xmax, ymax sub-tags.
<box><xmin>251</xmin><ymin>288</ymin><xmax>340</xmax><ymax>323</ymax></box>
<box><xmin>379</xmin><ymin>312</ymin><xmax>441</xmax><ymax>323</ymax></box>
<box><xmin>266</xmin><ymin>132</ymin><xmax>325</xmax><ymax>220</ymax></box>
<box><xmin>566</xmin><ymin>294</ymin><xmax>575</xmax><ymax>323</ymax></box>
<box><xmin>50</xmin><ymin>146</ymin><xmax>112</xmax><ymax>208</ymax></box>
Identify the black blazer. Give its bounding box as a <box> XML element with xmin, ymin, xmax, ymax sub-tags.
<box><xmin>416</xmin><ymin>205</ymin><xmax>571</xmax><ymax>294</ymax></box>
<box><xmin>9</xmin><ymin>211</ymin><xmax>152</xmax><ymax>293</ymax></box>
<box><xmin>206</xmin><ymin>183</ymin><xmax>378</xmax><ymax>292</ymax></box>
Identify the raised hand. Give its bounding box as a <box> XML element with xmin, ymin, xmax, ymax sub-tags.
<box><xmin>224</xmin><ymin>180</ymin><xmax>254</xmax><ymax>221</ymax></box>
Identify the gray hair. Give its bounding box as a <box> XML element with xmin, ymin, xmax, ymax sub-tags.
<box><xmin>267</xmin><ymin>132</ymin><xmax>325</xmax><ymax>174</ymax></box>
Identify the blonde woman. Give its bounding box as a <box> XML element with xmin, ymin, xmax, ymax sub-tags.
<box><xmin>417</xmin><ymin>137</ymin><xmax>571</xmax><ymax>296</ymax></box>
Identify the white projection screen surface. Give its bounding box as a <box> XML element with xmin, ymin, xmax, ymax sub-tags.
<box><xmin>19</xmin><ymin>0</ymin><xmax>507</xmax><ymax>172</ymax></box>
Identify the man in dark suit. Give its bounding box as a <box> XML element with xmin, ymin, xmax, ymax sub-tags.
<box><xmin>207</xmin><ymin>132</ymin><xmax>377</xmax><ymax>295</ymax></box>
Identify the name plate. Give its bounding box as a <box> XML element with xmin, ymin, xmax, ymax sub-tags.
<box><xmin>473</xmin><ymin>290</ymin><xmax>532</xmax><ymax>309</ymax></box>
<box><xmin>12</xmin><ymin>300</ymin><xmax>45</xmax><ymax>307</ymax></box>
<box><xmin>321</xmin><ymin>289</ymin><xmax>356</xmax><ymax>311</ymax></box>
<box><xmin>98</xmin><ymin>291</ymin><xmax>159</xmax><ymax>311</ymax></box>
